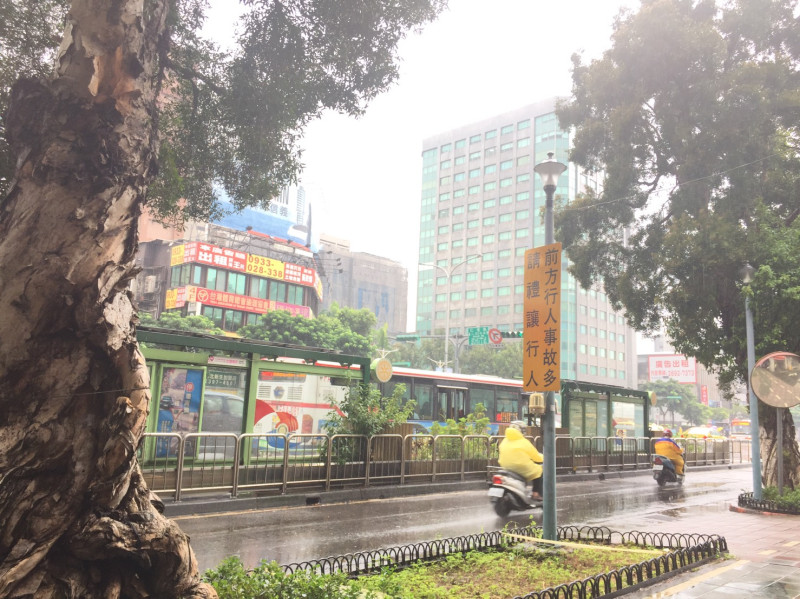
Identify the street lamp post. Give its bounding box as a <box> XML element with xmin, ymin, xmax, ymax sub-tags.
<box><xmin>420</xmin><ymin>254</ymin><xmax>481</xmax><ymax>372</ymax></box>
<box><xmin>740</xmin><ymin>262</ymin><xmax>762</xmax><ymax>499</ymax></box>
<box><xmin>534</xmin><ymin>152</ymin><xmax>567</xmax><ymax>540</ymax></box>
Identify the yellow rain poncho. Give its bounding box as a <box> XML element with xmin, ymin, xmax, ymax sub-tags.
<box><xmin>498</xmin><ymin>427</ymin><xmax>543</xmax><ymax>481</ymax></box>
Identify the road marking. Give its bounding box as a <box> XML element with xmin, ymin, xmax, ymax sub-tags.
<box><xmin>643</xmin><ymin>560</ymin><xmax>750</xmax><ymax>598</ymax></box>
<box><xmin>759</xmin><ymin>549</ymin><xmax>777</xmax><ymax>556</ymax></box>
<box><xmin>502</xmin><ymin>532</ymin><xmax>665</xmax><ymax>555</ymax></box>
<box><xmin>783</xmin><ymin>541</ymin><xmax>800</xmax><ymax>547</ymax></box>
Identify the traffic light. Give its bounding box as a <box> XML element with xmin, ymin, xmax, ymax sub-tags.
<box><xmin>501</xmin><ymin>331</ymin><xmax>523</xmax><ymax>338</ymax></box>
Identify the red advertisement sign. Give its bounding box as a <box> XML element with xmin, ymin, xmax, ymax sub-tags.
<box><xmin>192</xmin><ymin>287</ymin><xmax>311</xmax><ymax>318</ymax></box>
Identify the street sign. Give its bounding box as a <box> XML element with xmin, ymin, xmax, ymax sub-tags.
<box><xmin>467</xmin><ymin>326</ymin><xmax>489</xmax><ymax>345</ymax></box>
<box><xmin>488</xmin><ymin>327</ymin><xmax>502</xmax><ymax>345</ymax></box>
<box><xmin>523</xmin><ymin>243</ymin><xmax>562</xmax><ymax>392</ymax></box>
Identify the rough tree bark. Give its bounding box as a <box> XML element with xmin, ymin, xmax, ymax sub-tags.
<box><xmin>758</xmin><ymin>403</ymin><xmax>800</xmax><ymax>491</ymax></box>
<box><xmin>0</xmin><ymin>1</ymin><xmax>215</xmax><ymax>597</ymax></box>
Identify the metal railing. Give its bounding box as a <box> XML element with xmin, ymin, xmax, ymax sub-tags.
<box><xmin>137</xmin><ymin>433</ymin><xmax>751</xmax><ymax>501</ymax></box>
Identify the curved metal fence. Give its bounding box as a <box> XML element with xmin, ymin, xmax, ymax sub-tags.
<box><xmin>738</xmin><ymin>491</ymin><xmax>800</xmax><ymax>515</ymax></box>
<box><xmin>137</xmin><ymin>433</ymin><xmax>751</xmax><ymax>501</ymax></box>
<box><xmin>279</xmin><ymin>524</ymin><xmax>727</xmax><ymax>599</ymax></box>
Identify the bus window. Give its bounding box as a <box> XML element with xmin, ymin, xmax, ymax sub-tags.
<box><xmin>496</xmin><ymin>390</ymin><xmax>518</xmax><ymax>423</ymax></box>
<box><xmin>471</xmin><ymin>386</ymin><xmax>494</xmax><ymax>419</ymax></box>
<box><xmin>414</xmin><ymin>383</ymin><xmax>434</xmax><ymax>420</ymax></box>
<box><xmin>436</xmin><ymin>386</ymin><xmax>467</xmax><ymax>421</ymax></box>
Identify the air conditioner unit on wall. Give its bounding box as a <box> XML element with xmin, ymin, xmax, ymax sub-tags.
<box><xmin>144</xmin><ymin>275</ymin><xmax>157</xmax><ymax>294</ymax></box>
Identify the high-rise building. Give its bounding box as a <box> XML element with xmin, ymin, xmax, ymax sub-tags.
<box><xmin>416</xmin><ymin>98</ymin><xmax>637</xmax><ymax>388</ymax></box>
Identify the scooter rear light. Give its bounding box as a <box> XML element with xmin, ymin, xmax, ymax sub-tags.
<box><xmin>492</xmin><ymin>475</ymin><xmax>504</xmax><ymax>485</ymax></box>
<box><xmin>653</xmin><ymin>457</ymin><xmax>663</xmax><ymax>465</ymax></box>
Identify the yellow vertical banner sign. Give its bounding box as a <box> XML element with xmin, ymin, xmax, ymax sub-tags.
<box><xmin>523</xmin><ymin>243</ymin><xmax>561</xmax><ymax>392</ymax></box>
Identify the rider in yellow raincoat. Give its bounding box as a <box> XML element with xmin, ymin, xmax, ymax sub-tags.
<box><xmin>498</xmin><ymin>421</ymin><xmax>544</xmax><ymax>501</ymax></box>
<box><xmin>654</xmin><ymin>429</ymin><xmax>685</xmax><ymax>475</ymax></box>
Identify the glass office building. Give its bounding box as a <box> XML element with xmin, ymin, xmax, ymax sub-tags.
<box><xmin>416</xmin><ymin>98</ymin><xmax>637</xmax><ymax>388</ymax></box>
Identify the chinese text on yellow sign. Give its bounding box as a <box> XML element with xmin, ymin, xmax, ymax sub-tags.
<box><xmin>523</xmin><ymin>243</ymin><xmax>561</xmax><ymax>392</ymax></box>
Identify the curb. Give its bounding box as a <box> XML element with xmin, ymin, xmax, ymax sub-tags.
<box><xmin>164</xmin><ymin>463</ymin><xmax>751</xmax><ymax>517</ymax></box>
<box><xmin>729</xmin><ymin>503</ymin><xmax>800</xmax><ymax>517</ymax></box>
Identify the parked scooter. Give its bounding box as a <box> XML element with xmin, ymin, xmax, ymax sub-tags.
<box><xmin>487</xmin><ymin>466</ymin><xmax>542</xmax><ymax>516</ymax></box>
<box><xmin>652</xmin><ymin>454</ymin><xmax>684</xmax><ymax>487</ymax></box>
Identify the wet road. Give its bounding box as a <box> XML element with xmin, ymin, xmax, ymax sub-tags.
<box><xmin>176</xmin><ymin>467</ymin><xmax>751</xmax><ymax>572</ymax></box>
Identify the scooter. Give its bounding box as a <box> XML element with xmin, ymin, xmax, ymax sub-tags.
<box><xmin>652</xmin><ymin>454</ymin><xmax>684</xmax><ymax>487</ymax></box>
<box><xmin>487</xmin><ymin>467</ymin><xmax>542</xmax><ymax>516</ymax></box>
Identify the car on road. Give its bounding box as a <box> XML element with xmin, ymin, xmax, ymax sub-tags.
<box><xmin>680</xmin><ymin>426</ymin><xmax>725</xmax><ymax>439</ymax></box>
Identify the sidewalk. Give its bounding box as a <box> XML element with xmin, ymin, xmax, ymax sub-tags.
<box><xmin>598</xmin><ymin>502</ymin><xmax>800</xmax><ymax>598</ymax></box>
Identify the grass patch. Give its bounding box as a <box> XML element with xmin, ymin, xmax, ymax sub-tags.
<box><xmin>354</xmin><ymin>543</ymin><xmax>660</xmax><ymax>598</ymax></box>
<box><xmin>204</xmin><ymin>541</ymin><xmax>668</xmax><ymax>599</ymax></box>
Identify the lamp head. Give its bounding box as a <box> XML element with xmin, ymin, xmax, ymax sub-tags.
<box><xmin>534</xmin><ymin>152</ymin><xmax>567</xmax><ymax>188</ymax></box>
<box><xmin>739</xmin><ymin>263</ymin><xmax>755</xmax><ymax>284</ymax></box>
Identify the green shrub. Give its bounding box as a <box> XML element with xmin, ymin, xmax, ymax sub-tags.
<box><xmin>203</xmin><ymin>556</ymin><xmax>373</xmax><ymax>599</ymax></box>
<box><xmin>762</xmin><ymin>486</ymin><xmax>800</xmax><ymax>509</ymax></box>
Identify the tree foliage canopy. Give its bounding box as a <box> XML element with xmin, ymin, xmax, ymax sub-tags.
<box><xmin>239</xmin><ymin>305</ymin><xmax>376</xmax><ymax>356</ymax></box>
<box><xmin>0</xmin><ymin>0</ymin><xmax>446</xmax><ymax>222</ymax></box>
<box><xmin>556</xmin><ymin>0</ymin><xmax>800</xmax><ymax>389</ymax></box>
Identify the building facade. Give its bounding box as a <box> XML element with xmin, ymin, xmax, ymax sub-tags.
<box><xmin>318</xmin><ymin>233</ymin><xmax>408</xmax><ymax>336</ymax></box>
<box><xmin>416</xmin><ymin>98</ymin><xmax>637</xmax><ymax>388</ymax></box>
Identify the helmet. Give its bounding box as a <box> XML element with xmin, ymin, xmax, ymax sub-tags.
<box><xmin>664</xmin><ymin>429</ymin><xmax>673</xmax><ymax>438</ymax></box>
<box><xmin>509</xmin><ymin>420</ymin><xmax>526</xmax><ymax>432</ymax></box>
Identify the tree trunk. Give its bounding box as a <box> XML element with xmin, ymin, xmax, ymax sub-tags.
<box><xmin>0</xmin><ymin>1</ymin><xmax>215</xmax><ymax>597</ymax></box>
<box><xmin>758</xmin><ymin>402</ymin><xmax>800</xmax><ymax>491</ymax></box>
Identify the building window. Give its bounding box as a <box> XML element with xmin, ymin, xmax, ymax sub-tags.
<box><xmin>438</xmin><ymin>225</ymin><xmax>449</xmax><ymax>234</ymax></box>
<box><xmin>517</xmin><ymin>155</ymin><xmax>530</xmax><ymax>167</ymax></box>
<box><xmin>470</xmin><ymin>134</ymin><xmax>481</xmax><ymax>144</ymax></box>
<box><xmin>501</xmin><ymin>141</ymin><xmax>513</xmax><ymax>152</ymax></box>
<box><xmin>437</xmin><ymin>242</ymin><xmax>449</xmax><ymax>251</ymax></box>
<box><xmin>438</xmin><ymin>208</ymin><xmax>449</xmax><ymax>218</ymax></box>
<box><xmin>516</xmin><ymin>191</ymin><xmax>530</xmax><ymax>202</ymax></box>
<box><xmin>435</xmin><ymin>293</ymin><xmax>446</xmax><ymax>302</ymax></box>
<box><xmin>498</xmin><ymin>286</ymin><xmax>511</xmax><ymax>296</ymax></box>
<box><xmin>482</xmin><ymin>270</ymin><xmax>494</xmax><ymax>280</ymax></box>
<box><xmin>453</xmin><ymin>205</ymin><xmax>464</xmax><ymax>215</ymax></box>
<box><xmin>465</xmin><ymin>308</ymin><xmax>477</xmax><ymax>317</ymax></box>
<box><xmin>466</xmin><ymin>290</ymin><xmax>477</xmax><ymax>299</ymax></box>
<box><xmin>590</xmin><ymin>366</ymin><xmax>598</xmax><ymax>375</ymax></box>
<box><xmin>287</xmin><ymin>284</ymin><xmax>304</xmax><ymax>305</ymax></box>
<box><xmin>499</xmin><ymin>213</ymin><xmax>512</xmax><ymax>223</ymax></box>
<box><xmin>481</xmin><ymin>288</ymin><xmax>494</xmax><ymax>298</ymax></box>
<box><xmin>440</xmin><ymin>159</ymin><xmax>451</xmax><ymax>169</ymax></box>
<box><xmin>454</xmin><ymin>189</ymin><xmax>466</xmax><ymax>198</ymax></box>
<box><xmin>500</xmin><ymin>160</ymin><xmax>513</xmax><ymax>171</ymax></box>
<box><xmin>515</xmin><ymin>228</ymin><xmax>529</xmax><ymax>238</ymax></box>
<box><xmin>501</xmin><ymin>124</ymin><xmax>514</xmax><ymax>135</ymax></box>
<box><xmin>481</xmin><ymin>306</ymin><xmax>493</xmax><ymax>316</ymax></box>
<box><xmin>498</xmin><ymin>267</ymin><xmax>511</xmax><ymax>277</ymax></box>
<box><xmin>455</xmin><ymin>138</ymin><xmax>466</xmax><ymax>149</ymax></box>
<box><xmin>440</xmin><ymin>176</ymin><xmax>451</xmax><ymax>185</ymax></box>
<box><xmin>227</xmin><ymin>272</ymin><xmax>247</xmax><ymax>295</ymax></box>
<box><xmin>484</xmin><ymin>164</ymin><xmax>497</xmax><ymax>175</ymax></box>
<box><xmin>483</xmin><ymin>252</ymin><xmax>495</xmax><ymax>261</ymax></box>
<box><xmin>483</xmin><ymin>198</ymin><xmax>496</xmax><ymax>209</ymax></box>
<box><xmin>579</xmin><ymin>344</ymin><xmax>586</xmax><ymax>354</ymax></box>
<box><xmin>499</xmin><ymin>249</ymin><xmax>511</xmax><ymax>259</ymax></box>
<box><xmin>483</xmin><ymin>216</ymin><xmax>495</xmax><ymax>226</ymax></box>
<box><xmin>500</xmin><ymin>177</ymin><xmax>513</xmax><ymax>188</ymax></box>
<box><xmin>454</xmin><ymin>172</ymin><xmax>465</xmax><ymax>182</ymax></box>
<box><xmin>590</xmin><ymin>326</ymin><xmax>597</xmax><ymax>336</ymax></box>
<box><xmin>466</xmin><ymin>272</ymin><xmax>478</xmax><ymax>281</ymax></box>
<box><xmin>518</xmin><ymin>119</ymin><xmax>531</xmax><ymax>130</ymax></box>
<box><xmin>452</xmin><ymin>239</ymin><xmax>463</xmax><ymax>249</ymax></box>
<box><xmin>482</xmin><ymin>234</ymin><xmax>495</xmax><ymax>244</ymax></box>
<box><xmin>468</xmin><ymin>185</ymin><xmax>480</xmax><ymax>195</ymax></box>
<box><xmin>469</xmin><ymin>168</ymin><xmax>480</xmax><ymax>178</ymax></box>
<box><xmin>450</xmin><ymin>292</ymin><xmax>461</xmax><ymax>301</ymax></box>
<box><xmin>516</xmin><ymin>173</ymin><xmax>530</xmax><ymax>184</ymax></box>
<box><xmin>499</xmin><ymin>231</ymin><xmax>512</xmax><ymax>241</ymax></box>
<box><xmin>468</xmin><ymin>202</ymin><xmax>480</xmax><ymax>211</ymax></box>
<box><xmin>499</xmin><ymin>195</ymin><xmax>512</xmax><ymax>205</ymax></box>
<box><xmin>454</xmin><ymin>155</ymin><xmax>466</xmax><ymax>166</ymax></box>
<box><xmin>467</xmin><ymin>237</ymin><xmax>478</xmax><ymax>246</ymax></box>
<box><xmin>484</xmin><ymin>181</ymin><xmax>496</xmax><ymax>192</ymax></box>
<box><xmin>468</xmin><ymin>219</ymin><xmax>479</xmax><ymax>228</ymax></box>
<box><xmin>517</xmin><ymin>138</ymin><xmax>530</xmax><ymax>148</ymax></box>
<box><xmin>441</xmin><ymin>142</ymin><xmax>452</xmax><ymax>153</ymax></box>
<box><xmin>516</xmin><ymin>209</ymin><xmax>530</xmax><ymax>219</ymax></box>
<box><xmin>452</xmin><ymin>222</ymin><xmax>463</xmax><ymax>232</ymax></box>
<box><xmin>485</xmin><ymin>129</ymin><xmax>497</xmax><ymax>139</ymax></box>
<box><xmin>485</xmin><ymin>147</ymin><xmax>496</xmax><ymax>158</ymax></box>
<box><xmin>469</xmin><ymin>151</ymin><xmax>481</xmax><ymax>161</ymax></box>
